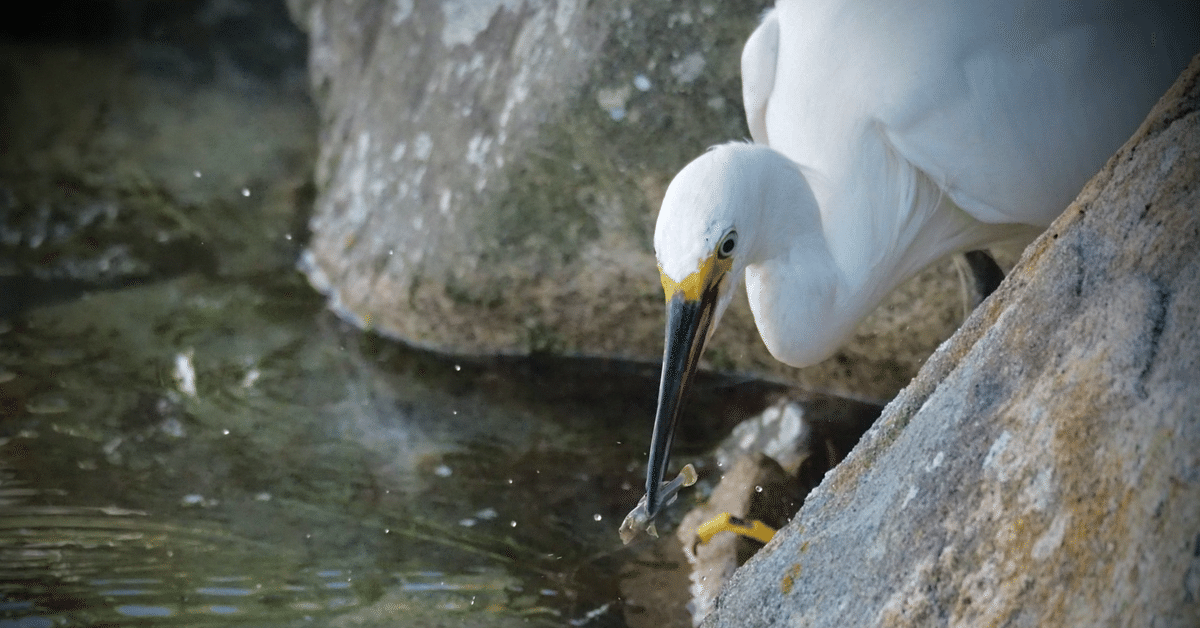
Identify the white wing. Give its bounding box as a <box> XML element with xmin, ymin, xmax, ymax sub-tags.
<box><xmin>765</xmin><ymin>0</ymin><xmax>1198</xmax><ymax>226</ymax></box>
<box><xmin>741</xmin><ymin>9</ymin><xmax>779</xmax><ymax>145</ymax></box>
<box><xmin>885</xmin><ymin>0</ymin><xmax>1199</xmax><ymax>225</ymax></box>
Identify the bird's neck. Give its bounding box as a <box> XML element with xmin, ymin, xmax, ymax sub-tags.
<box><xmin>741</xmin><ymin>156</ymin><xmax>866</xmax><ymax>368</ymax></box>
<box><xmin>814</xmin><ymin>136</ymin><xmax>991</xmax><ymax>305</ymax></box>
<box><xmin>744</xmin><ymin>233</ymin><xmax>854</xmax><ymax>368</ymax></box>
<box><xmin>742</xmin><ymin>144</ymin><xmax>1003</xmax><ymax>368</ymax></box>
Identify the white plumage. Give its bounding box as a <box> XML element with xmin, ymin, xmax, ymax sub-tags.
<box><xmin>631</xmin><ymin>0</ymin><xmax>1197</xmax><ymax>524</ymax></box>
<box><xmin>657</xmin><ymin>0</ymin><xmax>1197</xmax><ymax>367</ymax></box>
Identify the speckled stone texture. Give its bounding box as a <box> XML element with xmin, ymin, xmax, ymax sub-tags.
<box><xmin>289</xmin><ymin>0</ymin><xmax>1005</xmax><ymax>401</ymax></box>
<box><xmin>703</xmin><ymin>55</ymin><xmax>1200</xmax><ymax>628</ymax></box>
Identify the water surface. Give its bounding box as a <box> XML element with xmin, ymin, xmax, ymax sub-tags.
<box><xmin>0</xmin><ymin>270</ymin><xmax>787</xmax><ymax>627</ymax></box>
<box><xmin>0</xmin><ymin>3</ymin><xmax>790</xmax><ymax>624</ymax></box>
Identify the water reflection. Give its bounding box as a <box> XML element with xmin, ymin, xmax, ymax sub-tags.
<box><xmin>0</xmin><ymin>273</ymin><xmax>785</xmax><ymax>627</ymax></box>
<box><xmin>0</xmin><ymin>1</ymin><xmax>798</xmax><ymax>623</ymax></box>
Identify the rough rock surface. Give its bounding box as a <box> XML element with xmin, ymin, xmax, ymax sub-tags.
<box><xmin>290</xmin><ymin>0</ymin><xmax>1009</xmax><ymax>400</ymax></box>
<box><xmin>673</xmin><ymin>396</ymin><xmax>880</xmax><ymax>625</ymax></box>
<box><xmin>703</xmin><ymin>56</ymin><xmax>1200</xmax><ymax>627</ymax></box>
<box><xmin>677</xmin><ymin>454</ymin><xmax>801</xmax><ymax>626</ymax></box>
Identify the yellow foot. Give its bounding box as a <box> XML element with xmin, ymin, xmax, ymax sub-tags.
<box><xmin>695</xmin><ymin>512</ymin><xmax>776</xmax><ymax>546</ymax></box>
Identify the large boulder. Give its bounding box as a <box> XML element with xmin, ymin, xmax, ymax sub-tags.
<box><xmin>703</xmin><ymin>55</ymin><xmax>1200</xmax><ymax>627</ymax></box>
<box><xmin>289</xmin><ymin>0</ymin><xmax>995</xmax><ymax>401</ymax></box>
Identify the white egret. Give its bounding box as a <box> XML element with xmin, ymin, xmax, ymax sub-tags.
<box><xmin>633</xmin><ymin>0</ymin><xmax>1199</xmax><ymax>527</ymax></box>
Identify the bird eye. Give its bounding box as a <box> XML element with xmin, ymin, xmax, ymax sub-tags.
<box><xmin>717</xmin><ymin>230</ymin><xmax>737</xmax><ymax>259</ymax></box>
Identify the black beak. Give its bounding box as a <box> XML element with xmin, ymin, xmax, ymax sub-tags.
<box><xmin>644</xmin><ymin>284</ymin><xmax>720</xmax><ymax>518</ymax></box>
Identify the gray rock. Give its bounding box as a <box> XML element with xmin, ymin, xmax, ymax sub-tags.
<box><xmin>703</xmin><ymin>55</ymin><xmax>1200</xmax><ymax>627</ymax></box>
<box><xmin>677</xmin><ymin>453</ymin><xmax>801</xmax><ymax>626</ymax></box>
<box><xmin>292</xmin><ymin>0</ymin><xmax>997</xmax><ymax>400</ymax></box>
<box><xmin>715</xmin><ymin>396</ymin><xmax>882</xmax><ymax>478</ymax></box>
<box><xmin>673</xmin><ymin>395</ymin><xmax>879</xmax><ymax>625</ymax></box>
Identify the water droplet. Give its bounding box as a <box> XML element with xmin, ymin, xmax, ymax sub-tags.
<box><xmin>593</xmin><ymin>514</ymin><xmax>602</xmax><ymax>521</ymax></box>
<box><xmin>193</xmin><ymin>170</ymin><xmax>203</xmax><ymax>178</ymax></box>
<box><xmin>755</xmin><ymin>485</ymin><xmax>763</xmax><ymax>493</ymax></box>
<box><xmin>241</xmin><ymin>188</ymin><xmax>251</xmax><ymax>197</ymax></box>
<box><xmin>434</xmin><ymin>464</ymin><xmax>452</xmax><ymax>477</ymax></box>
<box><xmin>633</xmin><ymin>74</ymin><xmax>651</xmax><ymax>91</ymax></box>
<box><xmin>454</xmin><ymin>364</ymin><xmax>461</xmax><ymax>372</ymax></box>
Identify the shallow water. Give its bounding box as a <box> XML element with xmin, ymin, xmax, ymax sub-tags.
<box><xmin>0</xmin><ymin>3</ymin><xmax>798</xmax><ymax>624</ymax></box>
<box><xmin>0</xmin><ymin>270</ymin><xmax>788</xmax><ymax>627</ymax></box>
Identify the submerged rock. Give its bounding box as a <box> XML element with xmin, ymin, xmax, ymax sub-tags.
<box><xmin>703</xmin><ymin>56</ymin><xmax>1200</xmax><ymax>627</ymax></box>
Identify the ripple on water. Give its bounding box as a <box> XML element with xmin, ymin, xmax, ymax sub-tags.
<box><xmin>2</xmin><ymin>616</ymin><xmax>55</xmax><ymax>628</ymax></box>
<box><xmin>116</xmin><ymin>605</ymin><xmax>174</xmax><ymax>617</ymax></box>
<box><xmin>195</xmin><ymin>587</ymin><xmax>255</xmax><ymax>596</ymax></box>
<box><xmin>24</xmin><ymin>394</ymin><xmax>70</xmax><ymax>414</ymax></box>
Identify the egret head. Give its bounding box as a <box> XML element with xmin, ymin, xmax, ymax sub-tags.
<box><xmin>654</xmin><ymin>143</ymin><xmax>770</xmax><ymax>329</ymax></box>
<box><xmin>642</xmin><ymin>143</ymin><xmax>780</xmax><ymax>518</ymax></box>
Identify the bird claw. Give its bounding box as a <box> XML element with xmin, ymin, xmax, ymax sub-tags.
<box><xmin>694</xmin><ymin>512</ymin><xmax>777</xmax><ymax>547</ymax></box>
<box><xmin>619</xmin><ymin>464</ymin><xmax>697</xmax><ymax>544</ymax></box>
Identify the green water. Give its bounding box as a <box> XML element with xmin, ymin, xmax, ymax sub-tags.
<box><xmin>0</xmin><ymin>4</ymin><xmax>793</xmax><ymax>624</ymax></box>
<box><xmin>0</xmin><ymin>269</ymin><xmax>786</xmax><ymax>627</ymax></box>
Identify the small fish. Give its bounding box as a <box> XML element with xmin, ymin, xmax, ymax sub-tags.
<box><xmin>618</xmin><ymin>464</ymin><xmax>697</xmax><ymax>544</ymax></box>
